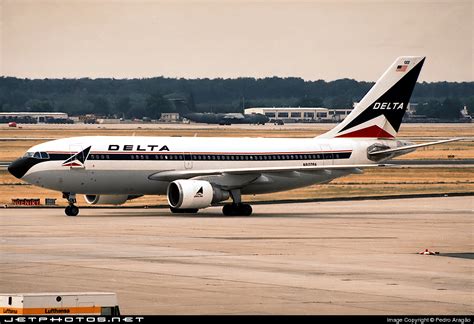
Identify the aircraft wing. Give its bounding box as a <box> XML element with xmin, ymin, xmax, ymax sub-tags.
<box><xmin>368</xmin><ymin>138</ymin><xmax>462</xmax><ymax>156</ymax></box>
<box><xmin>148</xmin><ymin>163</ymin><xmax>389</xmax><ymax>181</ymax></box>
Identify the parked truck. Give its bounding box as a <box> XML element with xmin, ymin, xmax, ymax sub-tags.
<box><xmin>0</xmin><ymin>292</ymin><xmax>120</xmax><ymax>315</ymax></box>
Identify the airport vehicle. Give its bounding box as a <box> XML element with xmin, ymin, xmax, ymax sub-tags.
<box><xmin>0</xmin><ymin>293</ymin><xmax>120</xmax><ymax>315</ymax></box>
<box><xmin>8</xmin><ymin>56</ymin><xmax>459</xmax><ymax>216</ymax></box>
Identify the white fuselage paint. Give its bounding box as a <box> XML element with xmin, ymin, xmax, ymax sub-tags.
<box><xmin>21</xmin><ymin>136</ymin><xmax>398</xmax><ymax>196</ymax></box>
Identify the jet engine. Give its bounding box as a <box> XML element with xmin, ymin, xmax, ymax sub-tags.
<box><xmin>167</xmin><ymin>180</ymin><xmax>229</xmax><ymax>209</ymax></box>
<box><xmin>84</xmin><ymin>194</ymin><xmax>140</xmax><ymax>205</ymax></box>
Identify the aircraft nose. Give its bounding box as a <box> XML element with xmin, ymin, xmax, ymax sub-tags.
<box><xmin>8</xmin><ymin>157</ymin><xmax>30</xmax><ymax>179</ymax></box>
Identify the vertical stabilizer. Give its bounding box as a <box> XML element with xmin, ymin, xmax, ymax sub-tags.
<box><xmin>319</xmin><ymin>56</ymin><xmax>425</xmax><ymax>139</ymax></box>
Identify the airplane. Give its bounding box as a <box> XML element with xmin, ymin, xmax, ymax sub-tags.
<box><xmin>8</xmin><ymin>56</ymin><xmax>460</xmax><ymax>216</ymax></box>
<box><xmin>182</xmin><ymin>111</ymin><xmax>269</xmax><ymax>125</ymax></box>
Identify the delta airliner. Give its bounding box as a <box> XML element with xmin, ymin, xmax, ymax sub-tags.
<box><xmin>8</xmin><ymin>56</ymin><xmax>459</xmax><ymax>216</ymax></box>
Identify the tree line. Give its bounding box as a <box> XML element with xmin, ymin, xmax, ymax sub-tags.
<box><xmin>0</xmin><ymin>76</ymin><xmax>473</xmax><ymax>120</ymax></box>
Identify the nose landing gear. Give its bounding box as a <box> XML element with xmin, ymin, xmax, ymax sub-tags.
<box><xmin>63</xmin><ymin>192</ymin><xmax>79</xmax><ymax>216</ymax></box>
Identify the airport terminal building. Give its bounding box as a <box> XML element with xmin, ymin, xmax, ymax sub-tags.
<box><xmin>244</xmin><ymin>107</ymin><xmax>352</xmax><ymax>123</ymax></box>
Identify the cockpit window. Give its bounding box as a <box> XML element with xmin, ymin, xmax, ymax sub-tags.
<box><xmin>25</xmin><ymin>152</ymin><xmax>50</xmax><ymax>160</ymax></box>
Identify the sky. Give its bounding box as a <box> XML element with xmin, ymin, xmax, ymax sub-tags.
<box><xmin>1</xmin><ymin>0</ymin><xmax>473</xmax><ymax>81</ymax></box>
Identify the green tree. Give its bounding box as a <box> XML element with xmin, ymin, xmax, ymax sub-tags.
<box><xmin>464</xmin><ymin>97</ymin><xmax>474</xmax><ymax>117</ymax></box>
<box><xmin>115</xmin><ymin>97</ymin><xmax>131</xmax><ymax>118</ymax></box>
<box><xmin>440</xmin><ymin>97</ymin><xmax>462</xmax><ymax>119</ymax></box>
<box><xmin>295</xmin><ymin>97</ymin><xmax>323</xmax><ymax>107</ymax></box>
<box><xmin>417</xmin><ymin>100</ymin><xmax>442</xmax><ymax>118</ymax></box>
<box><xmin>25</xmin><ymin>99</ymin><xmax>54</xmax><ymax>112</ymax></box>
<box><xmin>187</xmin><ymin>92</ymin><xmax>196</xmax><ymax>111</ymax></box>
<box><xmin>327</xmin><ymin>96</ymin><xmax>353</xmax><ymax>109</ymax></box>
<box><xmin>145</xmin><ymin>91</ymin><xmax>171</xmax><ymax>119</ymax></box>
<box><xmin>89</xmin><ymin>96</ymin><xmax>110</xmax><ymax>116</ymax></box>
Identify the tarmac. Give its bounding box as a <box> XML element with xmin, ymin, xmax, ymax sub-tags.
<box><xmin>0</xmin><ymin>196</ymin><xmax>472</xmax><ymax>315</ymax></box>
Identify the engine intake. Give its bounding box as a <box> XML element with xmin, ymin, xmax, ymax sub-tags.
<box><xmin>167</xmin><ymin>180</ymin><xmax>229</xmax><ymax>209</ymax></box>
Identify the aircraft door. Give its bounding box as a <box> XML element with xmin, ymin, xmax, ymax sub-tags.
<box><xmin>184</xmin><ymin>153</ymin><xmax>193</xmax><ymax>169</ymax></box>
<box><xmin>320</xmin><ymin>144</ymin><xmax>333</xmax><ymax>166</ymax></box>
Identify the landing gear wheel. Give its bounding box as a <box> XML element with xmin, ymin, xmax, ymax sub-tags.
<box><xmin>222</xmin><ymin>203</ymin><xmax>252</xmax><ymax>216</ymax></box>
<box><xmin>222</xmin><ymin>204</ymin><xmax>233</xmax><ymax>216</ymax></box>
<box><xmin>65</xmin><ymin>205</ymin><xmax>79</xmax><ymax>216</ymax></box>
<box><xmin>240</xmin><ymin>203</ymin><xmax>252</xmax><ymax>216</ymax></box>
<box><xmin>170</xmin><ymin>207</ymin><xmax>199</xmax><ymax>214</ymax></box>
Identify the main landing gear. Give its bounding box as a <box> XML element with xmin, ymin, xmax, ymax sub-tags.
<box><xmin>222</xmin><ymin>189</ymin><xmax>253</xmax><ymax>216</ymax></box>
<box><xmin>63</xmin><ymin>192</ymin><xmax>79</xmax><ymax>216</ymax></box>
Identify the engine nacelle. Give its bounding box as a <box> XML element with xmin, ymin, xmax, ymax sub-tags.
<box><xmin>84</xmin><ymin>194</ymin><xmax>137</xmax><ymax>205</ymax></box>
<box><xmin>167</xmin><ymin>180</ymin><xmax>229</xmax><ymax>209</ymax></box>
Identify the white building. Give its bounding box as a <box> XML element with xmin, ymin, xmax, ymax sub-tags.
<box><xmin>244</xmin><ymin>107</ymin><xmax>352</xmax><ymax>122</ymax></box>
<box><xmin>0</xmin><ymin>112</ymin><xmax>69</xmax><ymax>123</ymax></box>
<box><xmin>159</xmin><ymin>112</ymin><xmax>180</xmax><ymax>123</ymax></box>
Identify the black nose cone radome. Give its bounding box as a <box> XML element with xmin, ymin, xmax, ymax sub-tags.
<box><xmin>8</xmin><ymin>158</ymin><xmax>33</xmax><ymax>179</ymax></box>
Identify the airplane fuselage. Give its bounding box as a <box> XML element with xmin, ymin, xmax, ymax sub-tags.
<box><xmin>12</xmin><ymin>136</ymin><xmax>397</xmax><ymax>196</ymax></box>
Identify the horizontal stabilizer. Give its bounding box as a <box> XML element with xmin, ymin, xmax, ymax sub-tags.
<box><xmin>368</xmin><ymin>138</ymin><xmax>462</xmax><ymax>156</ymax></box>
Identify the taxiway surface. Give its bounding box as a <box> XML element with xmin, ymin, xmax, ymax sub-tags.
<box><xmin>0</xmin><ymin>196</ymin><xmax>472</xmax><ymax>314</ymax></box>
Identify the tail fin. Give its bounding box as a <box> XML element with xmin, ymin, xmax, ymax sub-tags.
<box><xmin>319</xmin><ymin>56</ymin><xmax>425</xmax><ymax>139</ymax></box>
